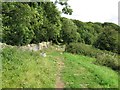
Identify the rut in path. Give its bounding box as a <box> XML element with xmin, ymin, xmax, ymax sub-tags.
<box><xmin>55</xmin><ymin>56</ymin><xmax>65</xmax><ymax>89</ymax></box>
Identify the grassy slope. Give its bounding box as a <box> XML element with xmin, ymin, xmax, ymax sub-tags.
<box><xmin>62</xmin><ymin>53</ymin><xmax>118</xmax><ymax>88</ymax></box>
<box><xmin>2</xmin><ymin>46</ymin><xmax>57</xmax><ymax>88</ymax></box>
<box><xmin>2</xmin><ymin>45</ymin><xmax>119</xmax><ymax>88</ymax></box>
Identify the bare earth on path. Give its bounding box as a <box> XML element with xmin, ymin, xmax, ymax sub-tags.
<box><xmin>55</xmin><ymin>56</ymin><xmax>65</xmax><ymax>89</ymax></box>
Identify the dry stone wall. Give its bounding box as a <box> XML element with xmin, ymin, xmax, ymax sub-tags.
<box><xmin>20</xmin><ymin>42</ymin><xmax>51</xmax><ymax>51</ymax></box>
<box><xmin>0</xmin><ymin>42</ymin><xmax>52</xmax><ymax>51</ymax></box>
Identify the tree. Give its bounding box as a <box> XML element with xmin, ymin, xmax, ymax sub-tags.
<box><xmin>55</xmin><ymin>0</ymin><xmax>73</xmax><ymax>15</ymax></box>
<box><xmin>102</xmin><ymin>22</ymin><xmax>120</xmax><ymax>32</ymax></box>
<box><xmin>40</xmin><ymin>2</ymin><xmax>62</xmax><ymax>43</ymax></box>
<box><xmin>2</xmin><ymin>2</ymin><xmax>34</xmax><ymax>45</ymax></box>
<box><xmin>2</xmin><ymin>2</ymin><xmax>62</xmax><ymax>45</ymax></box>
<box><xmin>60</xmin><ymin>17</ymin><xmax>80</xmax><ymax>44</ymax></box>
<box><xmin>93</xmin><ymin>27</ymin><xmax>119</xmax><ymax>53</ymax></box>
<box><xmin>28</xmin><ymin>2</ymin><xmax>44</xmax><ymax>43</ymax></box>
<box><xmin>72</xmin><ymin>20</ymin><xmax>96</xmax><ymax>45</ymax></box>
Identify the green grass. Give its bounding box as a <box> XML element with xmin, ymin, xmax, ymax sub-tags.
<box><xmin>2</xmin><ymin>46</ymin><xmax>57</xmax><ymax>88</ymax></box>
<box><xmin>62</xmin><ymin>53</ymin><xmax>119</xmax><ymax>88</ymax></box>
<box><xmin>2</xmin><ymin>45</ymin><xmax>119</xmax><ymax>88</ymax></box>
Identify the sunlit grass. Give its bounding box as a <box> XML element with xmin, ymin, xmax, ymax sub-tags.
<box><xmin>2</xmin><ymin>46</ymin><xmax>57</xmax><ymax>88</ymax></box>
<box><xmin>62</xmin><ymin>53</ymin><xmax>119</xmax><ymax>88</ymax></box>
<box><xmin>2</xmin><ymin>45</ymin><xmax>119</xmax><ymax>88</ymax></box>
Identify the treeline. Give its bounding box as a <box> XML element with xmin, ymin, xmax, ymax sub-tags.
<box><xmin>71</xmin><ymin>20</ymin><xmax>120</xmax><ymax>54</ymax></box>
<box><xmin>1</xmin><ymin>2</ymin><xmax>120</xmax><ymax>54</ymax></box>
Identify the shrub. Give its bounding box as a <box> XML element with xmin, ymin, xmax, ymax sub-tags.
<box><xmin>65</xmin><ymin>43</ymin><xmax>101</xmax><ymax>58</ymax></box>
<box><xmin>95</xmin><ymin>53</ymin><xmax>119</xmax><ymax>71</ymax></box>
<box><xmin>65</xmin><ymin>43</ymin><xmax>120</xmax><ymax>71</ymax></box>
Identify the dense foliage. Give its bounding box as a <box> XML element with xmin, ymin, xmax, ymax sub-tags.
<box><xmin>2</xmin><ymin>2</ymin><xmax>120</xmax><ymax>53</ymax></box>
<box><xmin>94</xmin><ymin>27</ymin><xmax>119</xmax><ymax>54</ymax></box>
<box><xmin>72</xmin><ymin>20</ymin><xmax>120</xmax><ymax>54</ymax></box>
<box><xmin>60</xmin><ymin>17</ymin><xmax>79</xmax><ymax>44</ymax></box>
<box><xmin>2</xmin><ymin>2</ymin><xmax>62</xmax><ymax>45</ymax></box>
<box><xmin>2</xmin><ymin>3</ymin><xmax>34</xmax><ymax>45</ymax></box>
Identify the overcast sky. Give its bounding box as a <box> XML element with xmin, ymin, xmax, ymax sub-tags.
<box><xmin>57</xmin><ymin>0</ymin><xmax>119</xmax><ymax>25</ymax></box>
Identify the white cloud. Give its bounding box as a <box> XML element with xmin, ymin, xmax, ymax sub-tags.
<box><xmin>60</xmin><ymin>0</ymin><xmax>119</xmax><ymax>24</ymax></box>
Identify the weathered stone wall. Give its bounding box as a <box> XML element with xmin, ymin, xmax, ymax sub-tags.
<box><xmin>20</xmin><ymin>42</ymin><xmax>51</xmax><ymax>51</ymax></box>
<box><xmin>0</xmin><ymin>42</ymin><xmax>52</xmax><ymax>51</ymax></box>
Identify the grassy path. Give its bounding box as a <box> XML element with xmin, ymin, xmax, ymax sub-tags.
<box><xmin>48</xmin><ymin>46</ymin><xmax>65</xmax><ymax>88</ymax></box>
<box><xmin>55</xmin><ymin>56</ymin><xmax>64</xmax><ymax>88</ymax></box>
<box><xmin>32</xmin><ymin>46</ymin><xmax>66</xmax><ymax>88</ymax></box>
